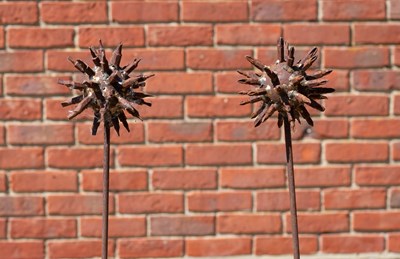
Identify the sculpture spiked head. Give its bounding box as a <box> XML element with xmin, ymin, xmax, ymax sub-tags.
<box><xmin>59</xmin><ymin>40</ymin><xmax>153</xmax><ymax>135</ymax></box>
<box><xmin>238</xmin><ymin>37</ymin><xmax>334</xmax><ymax>127</ymax></box>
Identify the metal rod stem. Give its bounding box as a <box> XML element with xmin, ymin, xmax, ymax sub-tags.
<box><xmin>102</xmin><ymin>121</ymin><xmax>111</xmax><ymax>259</ymax></box>
<box><xmin>283</xmin><ymin>116</ymin><xmax>300</xmax><ymax>259</ymax></box>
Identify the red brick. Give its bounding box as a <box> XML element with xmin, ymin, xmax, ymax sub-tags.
<box><xmin>0</xmin><ymin>196</ymin><xmax>44</xmax><ymax>216</ymax></box>
<box><xmin>78</xmin><ymin>26</ymin><xmax>144</xmax><ymax>47</ymax></box>
<box><xmin>8</xmin><ymin>124</ymin><xmax>73</xmax><ymax>145</ymax></box>
<box><xmin>150</xmin><ymin>215</ymin><xmax>214</xmax><ymax>236</ymax></box>
<box><xmin>47</xmin><ymin>50</ymin><xmax>92</xmax><ymax>72</ymax></box>
<box><xmin>119</xmin><ymin>193</ymin><xmax>183</xmax><ymax>214</ymax></box>
<box><xmin>186</xmin><ymin>237</ymin><xmax>251</xmax><ymax>257</ymax></box>
<box><xmin>352</xmin><ymin>119</ymin><xmax>400</xmax><ymax>138</ymax></box>
<box><xmin>354</xmin><ymin>212</ymin><xmax>400</xmax><ymax>231</ymax></box>
<box><xmin>139</xmin><ymin>96</ymin><xmax>183</xmax><ymax>119</ymax></box>
<box><xmin>146</xmin><ymin>72</ymin><xmax>212</xmax><ymax>94</ymax></box>
<box><xmin>393</xmin><ymin>142</ymin><xmax>400</xmax><ymax>161</ymax></box>
<box><xmin>111</xmin><ymin>1</ymin><xmax>178</xmax><ymax>23</ymax></box>
<box><xmin>286</xmin><ymin>213</ymin><xmax>349</xmax><ymax>233</ymax></box>
<box><xmin>0</xmin><ymin>2</ymin><xmax>38</xmax><ymax>24</ymax></box>
<box><xmin>355</xmin><ymin>24</ymin><xmax>400</xmax><ymax>44</ymax></box>
<box><xmin>152</xmin><ymin>169</ymin><xmax>217</xmax><ymax>190</ymax></box>
<box><xmin>217</xmin><ymin>24</ymin><xmax>281</xmax><ymax>45</ymax></box>
<box><xmin>48</xmin><ymin>240</ymin><xmax>114</xmax><ymax>259</ymax></box>
<box><xmin>322</xmin><ymin>235</ymin><xmax>384</xmax><ymax>253</ymax></box>
<box><xmin>45</xmin><ymin>98</ymin><xmax>71</xmax><ymax>120</ymax></box>
<box><xmin>257</xmin><ymin>143</ymin><xmax>321</xmax><ymax>164</ymax></box>
<box><xmin>187</xmin><ymin>48</ymin><xmax>252</xmax><ymax>70</ymax></box>
<box><xmin>396</xmin><ymin>95</ymin><xmax>400</xmax><ymax>114</ymax></box>
<box><xmin>323</xmin><ymin>0</ymin><xmax>386</xmax><ymax>21</ymax></box>
<box><xmin>8</xmin><ymin>28</ymin><xmax>74</xmax><ymax>48</ymax></box>
<box><xmin>0</xmin><ymin>219</ymin><xmax>5</xmax><ymax>238</ymax></box>
<box><xmin>356</xmin><ymin>165</ymin><xmax>400</xmax><ymax>186</ymax></box>
<box><xmin>325</xmin><ymin>188</ymin><xmax>386</xmax><ymax>209</ymax></box>
<box><xmin>0</xmin><ymin>28</ymin><xmax>4</xmax><ymax>48</ymax></box>
<box><xmin>395</xmin><ymin>47</ymin><xmax>400</xmax><ymax>66</ymax></box>
<box><xmin>80</xmin><ymin>217</ymin><xmax>145</xmax><ymax>237</ymax></box>
<box><xmin>215</xmin><ymin>71</ymin><xmax>245</xmax><ymax>94</ymax></box>
<box><xmin>284</xmin><ymin>24</ymin><xmax>350</xmax><ymax>45</ymax></box>
<box><xmin>217</xmin><ymin>120</ymin><xmax>280</xmax><ymax>141</ymax></box>
<box><xmin>11</xmin><ymin>171</ymin><xmax>77</xmax><ymax>192</ymax></box>
<box><xmin>5</xmin><ymin>75</ymin><xmax>70</xmax><ymax>96</ymax></box>
<box><xmin>0</xmin><ymin>148</ymin><xmax>44</xmax><ymax>169</ymax></box>
<box><xmin>326</xmin><ymin>142</ymin><xmax>388</xmax><ymax>163</ymax></box>
<box><xmin>188</xmin><ymin>191</ymin><xmax>252</xmax><ymax>212</ymax></box>
<box><xmin>11</xmin><ymin>218</ymin><xmax>76</xmax><ymax>238</ymax></box>
<box><xmin>218</xmin><ymin>214</ymin><xmax>281</xmax><ymax>234</ymax></box>
<box><xmin>324</xmin><ymin>47</ymin><xmax>389</xmax><ymax>68</ymax></box>
<box><xmin>353</xmin><ymin>70</ymin><xmax>400</xmax><ymax>91</ymax></box>
<box><xmin>0</xmin><ymin>241</ymin><xmax>44</xmax><ymax>259</ymax></box>
<box><xmin>389</xmin><ymin>234</ymin><xmax>400</xmax><ymax>252</ymax></box>
<box><xmin>148</xmin><ymin>25</ymin><xmax>212</xmax><ymax>46</ymax></box>
<box><xmin>187</xmin><ymin>96</ymin><xmax>251</xmax><ymax>118</ymax></box>
<box><xmin>257</xmin><ymin>47</ymin><xmax>321</xmax><ymax>69</ymax></box>
<box><xmin>0</xmin><ymin>172</ymin><xmax>6</xmax><ymax>192</ymax></box>
<box><xmin>220</xmin><ymin>168</ymin><xmax>285</xmax><ymax>189</ymax></box>
<box><xmin>186</xmin><ymin>144</ymin><xmax>252</xmax><ymax>166</ymax></box>
<box><xmin>0</xmin><ymin>51</ymin><xmax>43</xmax><ymax>72</ymax></box>
<box><xmin>77</xmin><ymin>122</ymin><xmax>144</xmax><ymax>144</ymax></box>
<box><xmin>303</xmin><ymin>119</ymin><xmax>349</xmax><ymax>139</ymax></box>
<box><xmin>390</xmin><ymin>189</ymin><xmax>400</xmax><ymax>208</ymax></box>
<box><xmin>148</xmin><ymin>122</ymin><xmax>212</xmax><ymax>143</ymax></box>
<box><xmin>118</xmin><ymin>238</ymin><xmax>183</xmax><ymax>258</ymax></box>
<box><xmin>325</xmin><ymin>95</ymin><xmax>389</xmax><ymax>116</ymax></box>
<box><xmin>118</xmin><ymin>146</ymin><xmax>182</xmax><ymax>167</ymax></box>
<box><xmin>326</xmin><ymin>70</ymin><xmax>350</xmax><ymax>91</ymax></box>
<box><xmin>296</xmin><ymin>167</ymin><xmax>351</xmax><ymax>187</ymax></box>
<box><xmin>257</xmin><ymin>190</ymin><xmax>320</xmax><ymax>211</ymax></box>
<box><xmin>41</xmin><ymin>2</ymin><xmax>107</xmax><ymax>24</ymax></box>
<box><xmin>47</xmin><ymin>148</ymin><xmax>111</xmax><ymax>169</ymax></box>
<box><xmin>391</xmin><ymin>0</ymin><xmax>400</xmax><ymax>19</ymax></box>
<box><xmin>0</xmin><ymin>99</ymin><xmax>42</xmax><ymax>120</ymax></box>
<box><xmin>48</xmin><ymin>194</ymin><xmax>114</xmax><ymax>216</ymax></box>
<box><xmin>255</xmin><ymin>236</ymin><xmax>318</xmax><ymax>255</ymax></box>
<box><xmin>251</xmin><ymin>0</ymin><xmax>317</xmax><ymax>21</ymax></box>
<box><xmin>82</xmin><ymin>170</ymin><xmax>147</xmax><ymax>192</ymax></box>
<box><xmin>182</xmin><ymin>1</ymin><xmax>248</xmax><ymax>22</ymax></box>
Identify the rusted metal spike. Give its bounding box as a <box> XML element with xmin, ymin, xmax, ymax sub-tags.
<box><xmin>277</xmin><ymin>37</ymin><xmax>285</xmax><ymax>63</ymax></box>
<box><xmin>92</xmin><ymin>112</ymin><xmax>101</xmax><ymax>135</ymax></box>
<box><xmin>261</xmin><ymin>105</ymin><xmax>277</xmax><ymax>123</ymax></box>
<box><xmin>61</xmin><ymin>95</ymin><xmax>84</xmax><ymax>107</ymax></box>
<box><xmin>89</xmin><ymin>46</ymin><xmax>101</xmax><ymax>67</ymax></box>
<box><xmin>86</xmin><ymin>82</ymin><xmax>105</xmax><ymax>102</ymax></box>
<box><xmin>100</xmin><ymin>52</ymin><xmax>112</xmax><ymax>75</ymax></box>
<box><xmin>58</xmin><ymin>80</ymin><xmax>85</xmax><ymax>90</ymax></box>
<box><xmin>124</xmin><ymin>58</ymin><xmax>141</xmax><ymax>75</ymax></box>
<box><xmin>67</xmin><ymin>96</ymin><xmax>93</xmax><ymax>120</ymax></box>
<box><xmin>294</xmin><ymin>92</ymin><xmax>311</xmax><ymax>104</ymax></box>
<box><xmin>240</xmin><ymin>97</ymin><xmax>264</xmax><ymax>105</ymax></box>
<box><xmin>287</xmin><ymin>46</ymin><xmax>295</xmax><ymax>67</ymax></box>
<box><xmin>302</xmin><ymin>55</ymin><xmax>318</xmax><ymax>71</ymax></box>
<box><xmin>122</xmin><ymin>74</ymin><xmax>155</xmax><ymax>88</ymax></box>
<box><xmin>110</xmin><ymin>43</ymin><xmax>123</xmax><ymax>68</ymax></box>
<box><xmin>134</xmin><ymin>99</ymin><xmax>152</xmax><ymax>107</ymax></box>
<box><xmin>111</xmin><ymin>116</ymin><xmax>120</xmax><ymax>136</ymax></box>
<box><xmin>108</xmin><ymin>71</ymin><xmax>119</xmax><ymax>85</ymax></box>
<box><xmin>118</xmin><ymin>112</ymin><xmax>130</xmax><ymax>132</ymax></box>
<box><xmin>309</xmin><ymin>87</ymin><xmax>335</xmax><ymax>94</ymax></box>
<box><xmin>68</xmin><ymin>57</ymin><xmax>95</xmax><ymax>77</ymax></box>
<box><xmin>299</xmin><ymin>106</ymin><xmax>313</xmax><ymax>126</ymax></box>
<box><xmin>298</xmin><ymin>47</ymin><xmax>317</xmax><ymax>69</ymax></box>
<box><xmin>308</xmin><ymin>69</ymin><xmax>332</xmax><ymax>80</ymax></box>
<box><xmin>307</xmin><ymin>99</ymin><xmax>325</xmax><ymax>111</ymax></box>
<box><xmin>251</xmin><ymin>102</ymin><xmax>266</xmax><ymax>119</ymax></box>
<box><xmin>302</xmin><ymin>79</ymin><xmax>328</xmax><ymax>87</ymax></box>
<box><xmin>277</xmin><ymin>113</ymin><xmax>284</xmax><ymax>128</ymax></box>
<box><xmin>254</xmin><ymin>106</ymin><xmax>269</xmax><ymax>126</ymax></box>
<box><xmin>238</xmin><ymin>78</ymin><xmax>260</xmax><ymax>85</ymax></box>
<box><xmin>246</xmin><ymin>56</ymin><xmax>265</xmax><ymax>71</ymax></box>
<box><xmin>264</xmin><ymin>66</ymin><xmax>280</xmax><ymax>86</ymax></box>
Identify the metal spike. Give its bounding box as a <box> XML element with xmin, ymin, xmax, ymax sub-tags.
<box><xmin>61</xmin><ymin>95</ymin><xmax>84</xmax><ymax>107</ymax></box>
<box><xmin>302</xmin><ymin>55</ymin><xmax>317</xmax><ymax>71</ymax></box>
<box><xmin>68</xmin><ymin>57</ymin><xmax>95</xmax><ymax>77</ymax></box>
<box><xmin>277</xmin><ymin>113</ymin><xmax>284</xmax><ymax>128</ymax></box>
<box><xmin>111</xmin><ymin>116</ymin><xmax>120</xmax><ymax>136</ymax></box>
<box><xmin>277</xmin><ymin>37</ymin><xmax>285</xmax><ymax>63</ymax></box>
<box><xmin>307</xmin><ymin>99</ymin><xmax>325</xmax><ymax>112</ymax></box>
<box><xmin>287</xmin><ymin>46</ymin><xmax>295</xmax><ymax>67</ymax></box>
<box><xmin>89</xmin><ymin>46</ymin><xmax>101</xmax><ymax>66</ymax></box>
<box><xmin>299</xmin><ymin>106</ymin><xmax>313</xmax><ymax>126</ymax></box>
<box><xmin>308</xmin><ymin>87</ymin><xmax>335</xmax><ymax>94</ymax></box>
<box><xmin>240</xmin><ymin>96</ymin><xmax>264</xmax><ymax>105</ymax></box>
<box><xmin>246</xmin><ymin>56</ymin><xmax>265</xmax><ymax>71</ymax></box>
<box><xmin>58</xmin><ymin>80</ymin><xmax>85</xmax><ymax>90</ymax></box>
<box><xmin>251</xmin><ymin>103</ymin><xmax>266</xmax><ymax>119</ymax></box>
<box><xmin>67</xmin><ymin>96</ymin><xmax>93</xmax><ymax>120</ymax></box>
<box><xmin>91</xmin><ymin>112</ymin><xmax>101</xmax><ymax>135</ymax></box>
<box><xmin>124</xmin><ymin>58</ymin><xmax>141</xmax><ymax>75</ymax></box>
<box><xmin>110</xmin><ymin>43</ymin><xmax>123</xmax><ymax>68</ymax></box>
<box><xmin>118</xmin><ymin>112</ymin><xmax>130</xmax><ymax>132</ymax></box>
<box><xmin>307</xmin><ymin>69</ymin><xmax>332</xmax><ymax>80</ymax></box>
<box><xmin>302</xmin><ymin>79</ymin><xmax>328</xmax><ymax>87</ymax></box>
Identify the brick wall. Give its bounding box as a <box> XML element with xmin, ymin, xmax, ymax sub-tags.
<box><xmin>0</xmin><ymin>0</ymin><xmax>399</xmax><ymax>258</ymax></box>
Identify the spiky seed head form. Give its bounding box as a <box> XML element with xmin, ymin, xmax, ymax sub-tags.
<box><xmin>59</xmin><ymin>40</ymin><xmax>154</xmax><ymax>136</ymax></box>
<box><xmin>238</xmin><ymin>37</ymin><xmax>334</xmax><ymax>128</ymax></box>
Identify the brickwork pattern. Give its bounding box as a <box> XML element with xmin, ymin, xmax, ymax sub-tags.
<box><xmin>0</xmin><ymin>0</ymin><xmax>400</xmax><ymax>258</ymax></box>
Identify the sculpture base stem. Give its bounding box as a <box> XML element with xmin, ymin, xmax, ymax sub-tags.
<box><xmin>102</xmin><ymin>122</ymin><xmax>110</xmax><ymax>259</ymax></box>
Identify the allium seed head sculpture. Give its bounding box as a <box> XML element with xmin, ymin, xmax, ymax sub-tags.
<box><xmin>238</xmin><ymin>37</ymin><xmax>334</xmax><ymax>128</ymax></box>
<box><xmin>59</xmin><ymin>40</ymin><xmax>153</xmax><ymax>135</ymax></box>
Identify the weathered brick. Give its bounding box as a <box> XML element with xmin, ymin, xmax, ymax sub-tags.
<box><xmin>119</xmin><ymin>193</ymin><xmax>183</xmax><ymax>214</ymax></box>
<box><xmin>147</xmin><ymin>72</ymin><xmax>212</xmax><ymax>94</ymax></box>
<box><xmin>48</xmin><ymin>240</ymin><xmax>114</xmax><ymax>259</ymax></box>
<box><xmin>187</xmin><ymin>49</ymin><xmax>252</xmax><ymax>70</ymax></box>
<box><xmin>322</xmin><ymin>235</ymin><xmax>384</xmax><ymax>253</ymax></box>
<box><xmin>139</xmin><ymin>96</ymin><xmax>183</xmax><ymax>119</ymax></box>
<box><xmin>220</xmin><ymin>168</ymin><xmax>285</xmax><ymax>189</ymax></box>
<box><xmin>295</xmin><ymin>167</ymin><xmax>351</xmax><ymax>187</ymax></box>
<box><xmin>395</xmin><ymin>95</ymin><xmax>400</xmax><ymax>114</ymax></box>
<box><xmin>0</xmin><ymin>28</ymin><xmax>3</xmax><ymax>48</ymax></box>
<box><xmin>82</xmin><ymin>170</ymin><xmax>147</xmax><ymax>192</ymax></box>
<box><xmin>148</xmin><ymin>122</ymin><xmax>212</xmax><ymax>143</ymax></box>
<box><xmin>354</xmin><ymin>212</ymin><xmax>400</xmax><ymax>231</ymax></box>
<box><xmin>323</xmin><ymin>0</ymin><xmax>386</xmax><ymax>21</ymax></box>
<box><xmin>215</xmin><ymin>71</ymin><xmax>246</xmax><ymax>93</ymax></box>
<box><xmin>186</xmin><ymin>237</ymin><xmax>252</xmax><ymax>257</ymax></box>
<box><xmin>41</xmin><ymin>2</ymin><xmax>107</xmax><ymax>24</ymax></box>
<box><xmin>301</xmin><ymin>119</ymin><xmax>349</xmax><ymax>139</ymax></box>
<box><xmin>355</xmin><ymin>24</ymin><xmax>400</xmax><ymax>44</ymax></box>
<box><xmin>5</xmin><ymin>75</ymin><xmax>70</xmax><ymax>96</ymax></box>
<box><xmin>218</xmin><ymin>214</ymin><xmax>281</xmax><ymax>234</ymax></box>
<box><xmin>286</xmin><ymin>213</ymin><xmax>349</xmax><ymax>233</ymax></box>
<box><xmin>186</xmin><ymin>144</ymin><xmax>252</xmax><ymax>166</ymax></box>
<box><xmin>356</xmin><ymin>165</ymin><xmax>400</xmax><ymax>186</ymax></box>
<box><xmin>284</xmin><ymin>24</ymin><xmax>350</xmax><ymax>45</ymax></box>
<box><xmin>353</xmin><ymin>70</ymin><xmax>400</xmax><ymax>91</ymax></box>
<box><xmin>324</xmin><ymin>188</ymin><xmax>386</xmax><ymax>209</ymax></box>
<box><xmin>255</xmin><ymin>236</ymin><xmax>318</xmax><ymax>255</ymax></box>
<box><xmin>150</xmin><ymin>215</ymin><xmax>214</xmax><ymax>236</ymax></box>
<box><xmin>118</xmin><ymin>238</ymin><xmax>183</xmax><ymax>258</ymax></box>
<box><xmin>257</xmin><ymin>190</ymin><xmax>320</xmax><ymax>211</ymax></box>
<box><xmin>148</xmin><ymin>25</ymin><xmax>212</xmax><ymax>46</ymax></box>
<box><xmin>257</xmin><ymin>143</ymin><xmax>321</xmax><ymax>164</ymax></box>
<box><xmin>152</xmin><ymin>169</ymin><xmax>217</xmax><ymax>190</ymax></box>
<box><xmin>118</xmin><ymin>146</ymin><xmax>183</xmax><ymax>167</ymax></box>
<box><xmin>390</xmin><ymin>189</ymin><xmax>400</xmax><ymax>208</ymax></box>
<box><xmin>0</xmin><ymin>51</ymin><xmax>43</xmax><ymax>72</ymax></box>
<box><xmin>111</xmin><ymin>1</ymin><xmax>178</xmax><ymax>23</ymax></box>
<box><xmin>0</xmin><ymin>196</ymin><xmax>44</xmax><ymax>216</ymax></box>
<box><xmin>0</xmin><ymin>219</ymin><xmax>5</xmax><ymax>238</ymax></box>
<box><xmin>251</xmin><ymin>0</ymin><xmax>317</xmax><ymax>21</ymax></box>
<box><xmin>326</xmin><ymin>70</ymin><xmax>350</xmax><ymax>91</ymax></box>
<box><xmin>8</xmin><ymin>28</ymin><xmax>74</xmax><ymax>48</ymax></box>
<box><xmin>0</xmin><ymin>172</ymin><xmax>6</xmax><ymax>192</ymax></box>
<box><xmin>8</xmin><ymin>124</ymin><xmax>74</xmax><ymax>145</ymax></box>
<box><xmin>78</xmin><ymin>26</ymin><xmax>144</xmax><ymax>47</ymax></box>
<box><xmin>324</xmin><ymin>47</ymin><xmax>389</xmax><ymax>68</ymax></box>
<box><xmin>0</xmin><ymin>241</ymin><xmax>44</xmax><ymax>259</ymax></box>
<box><xmin>187</xmin><ymin>96</ymin><xmax>251</xmax><ymax>118</ymax></box>
<box><xmin>0</xmin><ymin>2</ymin><xmax>38</xmax><ymax>24</ymax></box>
<box><xmin>45</xmin><ymin>98</ymin><xmax>70</xmax><ymax>120</ymax></box>
<box><xmin>325</xmin><ymin>95</ymin><xmax>389</xmax><ymax>116</ymax></box>
<box><xmin>216</xmin><ymin>24</ymin><xmax>281</xmax><ymax>45</ymax></box>
<box><xmin>11</xmin><ymin>171</ymin><xmax>77</xmax><ymax>192</ymax></box>
<box><xmin>391</xmin><ymin>0</ymin><xmax>400</xmax><ymax>19</ymax></box>
<box><xmin>188</xmin><ymin>191</ymin><xmax>252</xmax><ymax>212</ymax></box>
<box><xmin>0</xmin><ymin>148</ymin><xmax>44</xmax><ymax>169</ymax></box>
<box><xmin>216</xmin><ymin>120</ymin><xmax>280</xmax><ymax>141</ymax></box>
<box><xmin>352</xmin><ymin>119</ymin><xmax>400</xmax><ymax>138</ymax></box>
<box><xmin>182</xmin><ymin>1</ymin><xmax>248</xmax><ymax>22</ymax></box>
<box><xmin>80</xmin><ymin>217</ymin><xmax>146</xmax><ymax>237</ymax></box>
<box><xmin>11</xmin><ymin>218</ymin><xmax>76</xmax><ymax>238</ymax></box>
<box><xmin>47</xmin><ymin>148</ymin><xmax>111</xmax><ymax>169</ymax></box>
<box><xmin>48</xmin><ymin>194</ymin><xmax>114</xmax><ymax>216</ymax></box>
<box><xmin>0</xmin><ymin>99</ymin><xmax>42</xmax><ymax>120</ymax></box>
<box><xmin>393</xmin><ymin>142</ymin><xmax>400</xmax><ymax>161</ymax></box>
<box><xmin>326</xmin><ymin>142</ymin><xmax>388</xmax><ymax>163</ymax></box>
<box><xmin>389</xmin><ymin>234</ymin><xmax>400</xmax><ymax>252</ymax></box>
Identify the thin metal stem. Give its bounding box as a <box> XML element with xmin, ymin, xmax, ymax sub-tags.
<box><xmin>102</xmin><ymin>121</ymin><xmax>111</xmax><ymax>259</ymax></box>
<box><xmin>283</xmin><ymin>116</ymin><xmax>300</xmax><ymax>259</ymax></box>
